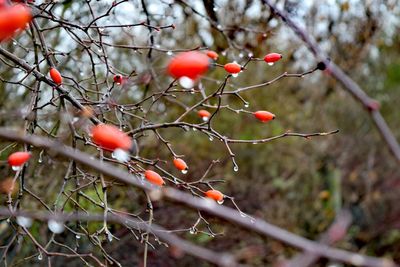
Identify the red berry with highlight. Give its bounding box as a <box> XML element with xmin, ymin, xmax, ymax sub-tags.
<box><xmin>91</xmin><ymin>124</ymin><xmax>132</xmax><ymax>151</ymax></box>
<box><xmin>8</xmin><ymin>152</ymin><xmax>31</xmax><ymax>167</ymax></box>
<box><xmin>205</xmin><ymin>190</ymin><xmax>224</xmax><ymax>202</ymax></box>
<box><xmin>263</xmin><ymin>53</ymin><xmax>282</xmax><ymax>64</ymax></box>
<box><xmin>224</xmin><ymin>62</ymin><xmax>241</xmax><ymax>74</ymax></box>
<box><xmin>206</xmin><ymin>50</ymin><xmax>218</xmax><ymax>60</ymax></box>
<box><xmin>50</xmin><ymin>68</ymin><xmax>62</xmax><ymax>85</ymax></box>
<box><xmin>173</xmin><ymin>158</ymin><xmax>188</xmax><ymax>173</ymax></box>
<box><xmin>0</xmin><ymin>4</ymin><xmax>32</xmax><ymax>41</ymax></box>
<box><xmin>167</xmin><ymin>51</ymin><xmax>210</xmax><ymax>80</ymax></box>
<box><xmin>144</xmin><ymin>170</ymin><xmax>165</xmax><ymax>186</ymax></box>
<box><xmin>254</xmin><ymin>111</ymin><xmax>275</xmax><ymax>122</ymax></box>
<box><xmin>197</xmin><ymin>110</ymin><xmax>211</xmax><ymax>121</ymax></box>
<box><xmin>113</xmin><ymin>74</ymin><xmax>123</xmax><ymax>85</ymax></box>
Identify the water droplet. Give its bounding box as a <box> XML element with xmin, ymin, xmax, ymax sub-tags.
<box><xmin>179</xmin><ymin>76</ymin><xmax>195</xmax><ymax>89</ymax></box>
<box><xmin>12</xmin><ymin>41</ymin><xmax>17</xmax><ymax>45</ymax></box>
<box><xmin>252</xmin><ymin>142</ymin><xmax>257</xmax><ymax>145</ymax></box>
<box><xmin>80</xmin><ymin>71</ymin><xmax>84</xmax><ymax>76</ymax></box>
<box><xmin>189</xmin><ymin>227</ymin><xmax>196</xmax><ymax>234</ymax></box>
<box><xmin>37</xmin><ymin>253</ymin><xmax>43</xmax><ymax>261</ymax></box>
<box><xmin>240</xmin><ymin>212</ymin><xmax>246</xmax><ymax>217</ymax></box>
<box><xmin>38</xmin><ymin>158</ymin><xmax>42</xmax><ymax>163</ymax></box>
<box><xmin>192</xmin><ymin>127</ymin><xmax>197</xmax><ymax>131</ymax></box>
<box><xmin>17</xmin><ymin>216</ymin><xmax>33</xmax><ymax>228</ymax></box>
<box><xmin>181</xmin><ymin>169</ymin><xmax>188</xmax><ymax>174</ymax></box>
<box><xmin>250</xmin><ymin>218</ymin><xmax>255</xmax><ymax>224</ymax></box>
<box><xmin>217</xmin><ymin>24</ymin><xmax>222</xmax><ymax>30</ymax></box>
<box><xmin>248</xmin><ymin>52</ymin><xmax>254</xmax><ymax>57</ymax></box>
<box><xmin>221</xmin><ymin>51</ymin><xmax>227</xmax><ymax>56</ymax></box>
<box><xmin>213</xmin><ymin>7</ymin><xmax>218</xmax><ymax>12</ymax></box>
<box><xmin>182</xmin><ymin>125</ymin><xmax>189</xmax><ymax>132</ymax></box>
<box><xmin>239</xmin><ymin>53</ymin><xmax>244</xmax><ymax>58</ymax></box>
<box><xmin>244</xmin><ymin>103</ymin><xmax>249</xmax><ymax>108</ymax></box>
<box><xmin>232</xmin><ymin>73</ymin><xmax>239</xmax><ymax>78</ymax></box>
<box><xmin>6</xmin><ymin>218</ymin><xmax>10</xmax><ymax>223</ymax></box>
<box><xmin>217</xmin><ymin>199</ymin><xmax>224</xmax><ymax>205</ymax></box>
<box><xmin>190</xmin><ymin>89</ymin><xmax>195</xmax><ymax>94</ymax></box>
<box><xmin>233</xmin><ymin>165</ymin><xmax>239</xmax><ymax>172</ymax></box>
<box><xmin>48</xmin><ymin>220</ymin><xmax>64</xmax><ymax>234</ymax></box>
<box><xmin>76</xmin><ymin>234</ymin><xmax>81</xmax><ymax>239</ymax></box>
<box><xmin>12</xmin><ymin>165</ymin><xmax>21</xmax><ymax>171</ymax></box>
<box><xmin>268</xmin><ymin>62</ymin><xmax>274</xmax><ymax>66</ymax></box>
<box><xmin>209</xmin><ymin>136</ymin><xmax>213</xmax><ymax>141</ymax></box>
<box><xmin>111</xmin><ymin>149</ymin><xmax>130</xmax><ymax>162</ymax></box>
<box><xmin>202</xmin><ymin>116</ymin><xmax>209</xmax><ymax>122</ymax></box>
<box><xmin>107</xmin><ymin>233</ymin><xmax>113</xmax><ymax>242</ymax></box>
<box><xmin>167</xmin><ymin>50</ymin><xmax>173</xmax><ymax>56</ymax></box>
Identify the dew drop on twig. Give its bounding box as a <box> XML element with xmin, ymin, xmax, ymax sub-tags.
<box><xmin>48</xmin><ymin>220</ymin><xmax>65</xmax><ymax>234</ymax></box>
<box><xmin>16</xmin><ymin>216</ymin><xmax>32</xmax><ymax>228</ymax></box>
<box><xmin>12</xmin><ymin>165</ymin><xmax>21</xmax><ymax>171</ymax></box>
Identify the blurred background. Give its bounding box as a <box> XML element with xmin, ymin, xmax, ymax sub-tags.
<box><xmin>0</xmin><ymin>0</ymin><xmax>399</xmax><ymax>266</ymax></box>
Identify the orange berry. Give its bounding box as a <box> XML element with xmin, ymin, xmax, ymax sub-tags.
<box><xmin>263</xmin><ymin>53</ymin><xmax>282</xmax><ymax>64</ymax></box>
<box><xmin>167</xmin><ymin>51</ymin><xmax>210</xmax><ymax>79</ymax></box>
<box><xmin>254</xmin><ymin>111</ymin><xmax>275</xmax><ymax>122</ymax></box>
<box><xmin>91</xmin><ymin>124</ymin><xmax>132</xmax><ymax>151</ymax></box>
<box><xmin>206</xmin><ymin>50</ymin><xmax>218</xmax><ymax>60</ymax></box>
<box><xmin>144</xmin><ymin>170</ymin><xmax>165</xmax><ymax>186</ymax></box>
<box><xmin>224</xmin><ymin>62</ymin><xmax>241</xmax><ymax>74</ymax></box>
<box><xmin>205</xmin><ymin>189</ymin><xmax>224</xmax><ymax>202</ymax></box>
<box><xmin>173</xmin><ymin>158</ymin><xmax>188</xmax><ymax>172</ymax></box>
<box><xmin>49</xmin><ymin>68</ymin><xmax>62</xmax><ymax>85</ymax></box>
<box><xmin>8</xmin><ymin>151</ymin><xmax>31</xmax><ymax>167</ymax></box>
<box><xmin>197</xmin><ymin>109</ymin><xmax>211</xmax><ymax>121</ymax></box>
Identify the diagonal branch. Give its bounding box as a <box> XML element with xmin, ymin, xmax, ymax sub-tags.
<box><xmin>0</xmin><ymin>128</ymin><xmax>395</xmax><ymax>267</ymax></box>
<box><xmin>262</xmin><ymin>0</ymin><xmax>400</xmax><ymax>163</ymax></box>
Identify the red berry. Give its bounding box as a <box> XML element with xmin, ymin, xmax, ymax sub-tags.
<box><xmin>144</xmin><ymin>170</ymin><xmax>165</xmax><ymax>186</ymax></box>
<box><xmin>206</xmin><ymin>50</ymin><xmax>218</xmax><ymax>60</ymax></box>
<box><xmin>167</xmin><ymin>51</ymin><xmax>210</xmax><ymax>79</ymax></box>
<box><xmin>91</xmin><ymin>124</ymin><xmax>132</xmax><ymax>151</ymax></box>
<box><xmin>113</xmin><ymin>74</ymin><xmax>123</xmax><ymax>85</ymax></box>
<box><xmin>205</xmin><ymin>190</ymin><xmax>224</xmax><ymax>202</ymax></box>
<box><xmin>8</xmin><ymin>152</ymin><xmax>31</xmax><ymax>167</ymax></box>
<box><xmin>0</xmin><ymin>4</ymin><xmax>32</xmax><ymax>41</ymax></box>
<box><xmin>254</xmin><ymin>111</ymin><xmax>275</xmax><ymax>122</ymax></box>
<box><xmin>49</xmin><ymin>68</ymin><xmax>62</xmax><ymax>85</ymax></box>
<box><xmin>197</xmin><ymin>110</ymin><xmax>211</xmax><ymax>121</ymax></box>
<box><xmin>173</xmin><ymin>158</ymin><xmax>188</xmax><ymax>172</ymax></box>
<box><xmin>224</xmin><ymin>62</ymin><xmax>241</xmax><ymax>74</ymax></box>
<box><xmin>263</xmin><ymin>53</ymin><xmax>282</xmax><ymax>64</ymax></box>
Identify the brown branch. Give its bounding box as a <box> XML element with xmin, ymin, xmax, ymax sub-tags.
<box><xmin>1</xmin><ymin>208</ymin><xmax>237</xmax><ymax>267</ymax></box>
<box><xmin>0</xmin><ymin>128</ymin><xmax>395</xmax><ymax>267</ymax></box>
<box><xmin>262</xmin><ymin>0</ymin><xmax>400</xmax><ymax>163</ymax></box>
